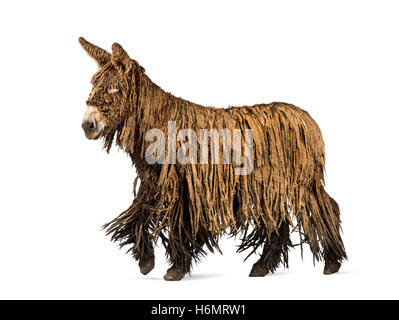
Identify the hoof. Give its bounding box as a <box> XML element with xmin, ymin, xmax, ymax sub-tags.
<box><xmin>249</xmin><ymin>263</ymin><xmax>269</xmax><ymax>277</ymax></box>
<box><xmin>139</xmin><ymin>257</ymin><xmax>155</xmax><ymax>275</ymax></box>
<box><xmin>164</xmin><ymin>267</ymin><xmax>185</xmax><ymax>281</ymax></box>
<box><xmin>323</xmin><ymin>262</ymin><xmax>341</xmax><ymax>275</ymax></box>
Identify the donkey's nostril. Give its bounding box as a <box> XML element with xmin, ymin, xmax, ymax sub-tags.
<box><xmin>82</xmin><ymin>117</ymin><xmax>103</xmax><ymax>140</ymax></box>
<box><xmin>82</xmin><ymin>119</ymin><xmax>97</xmax><ymax>134</ymax></box>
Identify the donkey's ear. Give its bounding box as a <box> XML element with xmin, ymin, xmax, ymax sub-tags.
<box><xmin>111</xmin><ymin>42</ymin><xmax>132</xmax><ymax>72</ymax></box>
<box><xmin>79</xmin><ymin>37</ymin><xmax>111</xmax><ymax>67</ymax></box>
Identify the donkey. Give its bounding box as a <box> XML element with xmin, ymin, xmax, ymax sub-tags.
<box><xmin>79</xmin><ymin>37</ymin><xmax>346</xmax><ymax>281</ymax></box>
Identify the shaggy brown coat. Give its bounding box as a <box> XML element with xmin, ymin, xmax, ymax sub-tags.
<box><xmin>79</xmin><ymin>37</ymin><xmax>346</xmax><ymax>277</ymax></box>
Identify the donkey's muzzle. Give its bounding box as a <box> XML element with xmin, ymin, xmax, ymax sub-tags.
<box><xmin>82</xmin><ymin>117</ymin><xmax>103</xmax><ymax>140</ymax></box>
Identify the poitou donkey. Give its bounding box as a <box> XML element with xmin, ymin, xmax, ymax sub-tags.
<box><xmin>79</xmin><ymin>37</ymin><xmax>346</xmax><ymax>281</ymax></box>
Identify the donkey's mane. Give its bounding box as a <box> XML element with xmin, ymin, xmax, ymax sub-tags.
<box><xmin>115</xmin><ymin>65</ymin><xmax>201</xmax><ymax>155</ymax></box>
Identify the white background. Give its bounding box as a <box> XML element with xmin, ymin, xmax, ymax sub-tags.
<box><xmin>0</xmin><ymin>0</ymin><xmax>398</xmax><ymax>299</ymax></box>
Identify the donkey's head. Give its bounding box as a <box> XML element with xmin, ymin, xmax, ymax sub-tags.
<box><xmin>79</xmin><ymin>37</ymin><xmax>135</xmax><ymax>140</ymax></box>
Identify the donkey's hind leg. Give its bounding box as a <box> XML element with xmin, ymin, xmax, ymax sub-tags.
<box><xmin>303</xmin><ymin>184</ymin><xmax>347</xmax><ymax>275</ymax></box>
<box><xmin>322</xmin><ymin>195</ymin><xmax>346</xmax><ymax>275</ymax></box>
<box><xmin>249</xmin><ymin>222</ymin><xmax>291</xmax><ymax>277</ymax></box>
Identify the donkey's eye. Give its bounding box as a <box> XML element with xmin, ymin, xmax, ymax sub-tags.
<box><xmin>107</xmin><ymin>87</ymin><xmax>120</xmax><ymax>94</ymax></box>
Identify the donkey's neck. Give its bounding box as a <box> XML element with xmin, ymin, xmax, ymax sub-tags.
<box><xmin>117</xmin><ymin>70</ymin><xmax>194</xmax><ymax>163</ymax></box>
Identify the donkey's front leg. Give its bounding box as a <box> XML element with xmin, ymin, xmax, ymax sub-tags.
<box><xmin>163</xmin><ymin>192</ymin><xmax>207</xmax><ymax>280</ymax></box>
<box><xmin>163</xmin><ymin>242</ymin><xmax>192</xmax><ymax>281</ymax></box>
<box><xmin>164</xmin><ymin>265</ymin><xmax>185</xmax><ymax>281</ymax></box>
<box><xmin>138</xmin><ymin>247</ymin><xmax>155</xmax><ymax>275</ymax></box>
<box><xmin>164</xmin><ymin>236</ymin><xmax>205</xmax><ymax>281</ymax></box>
<box><xmin>132</xmin><ymin>222</ymin><xmax>155</xmax><ymax>275</ymax></box>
